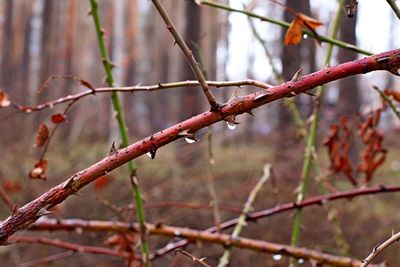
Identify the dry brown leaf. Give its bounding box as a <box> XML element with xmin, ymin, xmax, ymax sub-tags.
<box><xmin>51</xmin><ymin>113</ymin><xmax>67</xmax><ymax>124</ymax></box>
<box><xmin>34</xmin><ymin>123</ymin><xmax>49</xmax><ymax>147</ymax></box>
<box><xmin>284</xmin><ymin>19</ymin><xmax>302</xmax><ymax>45</ymax></box>
<box><xmin>297</xmin><ymin>13</ymin><xmax>324</xmax><ymax>30</ymax></box>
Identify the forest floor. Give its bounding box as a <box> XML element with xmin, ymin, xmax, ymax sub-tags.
<box><xmin>0</xmin><ymin>132</ymin><xmax>399</xmax><ymax>266</ymax></box>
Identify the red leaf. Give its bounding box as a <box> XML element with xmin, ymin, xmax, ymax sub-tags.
<box><xmin>94</xmin><ymin>175</ymin><xmax>114</xmax><ymax>190</ymax></box>
<box><xmin>29</xmin><ymin>159</ymin><xmax>48</xmax><ymax>180</ymax></box>
<box><xmin>34</xmin><ymin>123</ymin><xmax>49</xmax><ymax>147</ymax></box>
<box><xmin>2</xmin><ymin>180</ymin><xmax>22</xmax><ymax>193</ymax></box>
<box><xmin>0</xmin><ymin>90</ymin><xmax>11</xmax><ymax>107</ymax></box>
<box><xmin>51</xmin><ymin>113</ymin><xmax>67</xmax><ymax>124</ymax></box>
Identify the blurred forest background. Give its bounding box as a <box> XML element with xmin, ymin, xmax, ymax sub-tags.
<box><xmin>0</xmin><ymin>0</ymin><xmax>400</xmax><ymax>266</ymax></box>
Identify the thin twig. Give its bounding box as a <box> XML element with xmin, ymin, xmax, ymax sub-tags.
<box><xmin>386</xmin><ymin>0</ymin><xmax>400</xmax><ymax>21</ymax></box>
<box><xmin>175</xmin><ymin>249</ymin><xmax>211</xmax><ymax>267</ymax></box>
<box><xmin>89</xmin><ymin>0</ymin><xmax>150</xmax><ymax>264</ymax></box>
<box><xmin>17</xmin><ymin>251</ymin><xmax>74</xmax><ymax>267</ymax></box>
<box><xmin>372</xmin><ymin>85</ymin><xmax>400</xmax><ymax>120</ymax></box>
<box><xmin>218</xmin><ymin>164</ymin><xmax>271</xmax><ymax>267</ymax></box>
<box><xmin>360</xmin><ymin>230</ymin><xmax>400</xmax><ymax>266</ymax></box>
<box><xmin>150</xmin><ymin>0</ymin><xmax>219</xmax><ymax>110</ymax></box>
<box><xmin>13</xmin><ymin>236</ymin><xmax>130</xmax><ymax>258</ymax></box>
<box><xmin>12</xmin><ymin>79</ymin><xmax>272</xmax><ymax>113</ymax></box>
<box><xmin>198</xmin><ymin>0</ymin><xmax>372</xmax><ymax>55</ymax></box>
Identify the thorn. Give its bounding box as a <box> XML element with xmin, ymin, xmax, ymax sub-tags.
<box><xmin>178</xmin><ymin>129</ymin><xmax>193</xmax><ymax>138</ymax></box>
<box><xmin>11</xmin><ymin>205</ymin><xmax>18</xmax><ymax>215</ymax></box>
<box><xmin>253</xmin><ymin>91</ymin><xmax>272</xmax><ymax>101</ymax></box>
<box><xmin>291</xmin><ymin>68</ymin><xmax>302</xmax><ymax>82</ymax></box>
<box><xmin>107</xmin><ymin>140</ymin><xmax>117</xmax><ymax>157</ymax></box>
<box><xmin>246</xmin><ymin>110</ymin><xmax>255</xmax><ymax>116</ymax></box>
<box><xmin>37</xmin><ymin>208</ymin><xmax>53</xmax><ymax>217</ymax></box>
<box><xmin>228</xmin><ymin>89</ymin><xmax>239</xmax><ymax>102</ymax></box>
<box><xmin>223</xmin><ymin>115</ymin><xmax>239</xmax><ymax>125</ymax></box>
<box><xmin>303</xmin><ymin>90</ymin><xmax>316</xmax><ymax>96</ymax></box>
<box><xmin>63</xmin><ymin>176</ymin><xmax>75</xmax><ymax>189</ymax></box>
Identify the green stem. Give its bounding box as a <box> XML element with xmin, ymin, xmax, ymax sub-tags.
<box><xmin>289</xmin><ymin>1</ymin><xmax>344</xmax><ymax>266</ymax></box>
<box><xmin>373</xmin><ymin>86</ymin><xmax>400</xmax><ymax>120</ymax></box>
<box><xmin>199</xmin><ymin>0</ymin><xmax>372</xmax><ymax>56</ymax></box>
<box><xmin>218</xmin><ymin>164</ymin><xmax>271</xmax><ymax>267</ymax></box>
<box><xmin>89</xmin><ymin>1</ymin><xmax>150</xmax><ymax>265</ymax></box>
<box><xmin>386</xmin><ymin>0</ymin><xmax>400</xmax><ymax>21</ymax></box>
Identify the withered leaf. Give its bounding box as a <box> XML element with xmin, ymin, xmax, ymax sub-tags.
<box><xmin>383</xmin><ymin>89</ymin><xmax>400</xmax><ymax>102</ymax></box>
<box><xmin>34</xmin><ymin>123</ymin><xmax>49</xmax><ymax>147</ymax></box>
<box><xmin>285</xmin><ymin>19</ymin><xmax>302</xmax><ymax>46</ymax></box>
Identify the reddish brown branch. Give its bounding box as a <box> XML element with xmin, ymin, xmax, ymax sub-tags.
<box><xmin>28</xmin><ymin>219</ymin><xmax>370</xmax><ymax>267</ymax></box>
<box><xmin>13</xmin><ymin>236</ymin><xmax>131</xmax><ymax>259</ymax></box>
<box><xmin>17</xmin><ymin>251</ymin><xmax>74</xmax><ymax>267</ymax></box>
<box><xmin>153</xmin><ymin>184</ymin><xmax>400</xmax><ymax>258</ymax></box>
<box><xmin>1</xmin><ymin>49</ymin><xmax>399</xmax><ymax>243</ymax></box>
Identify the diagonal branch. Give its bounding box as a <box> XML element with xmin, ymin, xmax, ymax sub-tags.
<box><xmin>386</xmin><ymin>0</ymin><xmax>400</xmax><ymax>21</ymax></box>
<box><xmin>0</xmin><ymin>49</ymin><xmax>399</xmax><ymax>244</ymax></box>
<box><xmin>360</xmin><ymin>230</ymin><xmax>400</xmax><ymax>266</ymax></box>
<box><xmin>150</xmin><ymin>0</ymin><xmax>219</xmax><ymax>110</ymax></box>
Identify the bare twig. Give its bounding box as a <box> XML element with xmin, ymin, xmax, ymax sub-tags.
<box><xmin>27</xmin><ymin>219</ymin><xmax>369</xmax><ymax>266</ymax></box>
<box><xmin>386</xmin><ymin>0</ymin><xmax>400</xmax><ymax>21</ymax></box>
<box><xmin>1</xmin><ymin>49</ymin><xmax>399</xmax><ymax>244</ymax></box>
<box><xmin>13</xmin><ymin>236</ymin><xmax>131</xmax><ymax>258</ymax></box>
<box><xmin>372</xmin><ymin>85</ymin><xmax>400</xmax><ymax>120</ymax></box>
<box><xmin>150</xmin><ymin>0</ymin><xmax>219</xmax><ymax>110</ymax></box>
<box><xmin>12</xmin><ymin>79</ymin><xmax>272</xmax><ymax>113</ymax></box>
<box><xmin>175</xmin><ymin>249</ymin><xmax>211</xmax><ymax>267</ymax></box>
<box><xmin>218</xmin><ymin>164</ymin><xmax>271</xmax><ymax>267</ymax></box>
<box><xmin>154</xmin><ymin>184</ymin><xmax>400</xmax><ymax>258</ymax></box>
<box><xmin>360</xmin><ymin>230</ymin><xmax>400</xmax><ymax>267</ymax></box>
<box><xmin>18</xmin><ymin>251</ymin><xmax>74</xmax><ymax>267</ymax></box>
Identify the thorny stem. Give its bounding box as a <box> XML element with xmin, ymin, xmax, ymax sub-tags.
<box><xmin>386</xmin><ymin>0</ymin><xmax>400</xmax><ymax>21</ymax></box>
<box><xmin>289</xmin><ymin>1</ymin><xmax>344</xmax><ymax>266</ymax></box>
<box><xmin>13</xmin><ymin>79</ymin><xmax>272</xmax><ymax>113</ymax></box>
<box><xmin>89</xmin><ymin>0</ymin><xmax>150</xmax><ymax>265</ymax></box>
<box><xmin>153</xmin><ymin>184</ymin><xmax>400</xmax><ymax>260</ymax></box>
<box><xmin>198</xmin><ymin>0</ymin><xmax>373</xmax><ymax>56</ymax></box>
<box><xmin>150</xmin><ymin>0</ymin><xmax>219</xmax><ymax>110</ymax></box>
<box><xmin>218</xmin><ymin>164</ymin><xmax>271</xmax><ymax>267</ymax></box>
<box><xmin>360</xmin><ymin>230</ymin><xmax>400</xmax><ymax>266</ymax></box>
<box><xmin>1</xmin><ymin>48</ymin><xmax>400</xmax><ymax>246</ymax></box>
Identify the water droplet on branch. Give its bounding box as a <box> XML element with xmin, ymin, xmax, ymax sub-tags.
<box><xmin>146</xmin><ymin>152</ymin><xmax>152</xmax><ymax>158</ymax></box>
<box><xmin>298</xmin><ymin>258</ymin><xmax>304</xmax><ymax>264</ymax></box>
<box><xmin>185</xmin><ymin>137</ymin><xmax>196</xmax><ymax>144</ymax></box>
<box><xmin>226</xmin><ymin>121</ymin><xmax>237</xmax><ymax>130</ymax></box>
<box><xmin>272</xmin><ymin>254</ymin><xmax>282</xmax><ymax>261</ymax></box>
<box><xmin>302</xmin><ymin>33</ymin><xmax>308</xmax><ymax>39</ymax></box>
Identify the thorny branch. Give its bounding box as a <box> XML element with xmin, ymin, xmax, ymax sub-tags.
<box><xmin>153</xmin><ymin>184</ymin><xmax>400</xmax><ymax>258</ymax></box>
<box><xmin>150</xmin><ymin>0</ymin><xmax>219</xmax><ymax>110</ymax></box>
<box><xmin>360</xmin><ymin>230</ymin><xmax>400</xmax><ymax>267</ymax></box>
<box><xmin>11</xmin><ymin>79</ymin><xmax>272</xmax><ymax>113</ymax></box>
<box><xmin>0</xmin><ymin>49</ymin><xmax>399</xmax><ymax>246</ymax></box>
<box><xmin>23</xmin><ymin>219</ymin><xmax>372</xmax><ymax>267</ymax></box>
